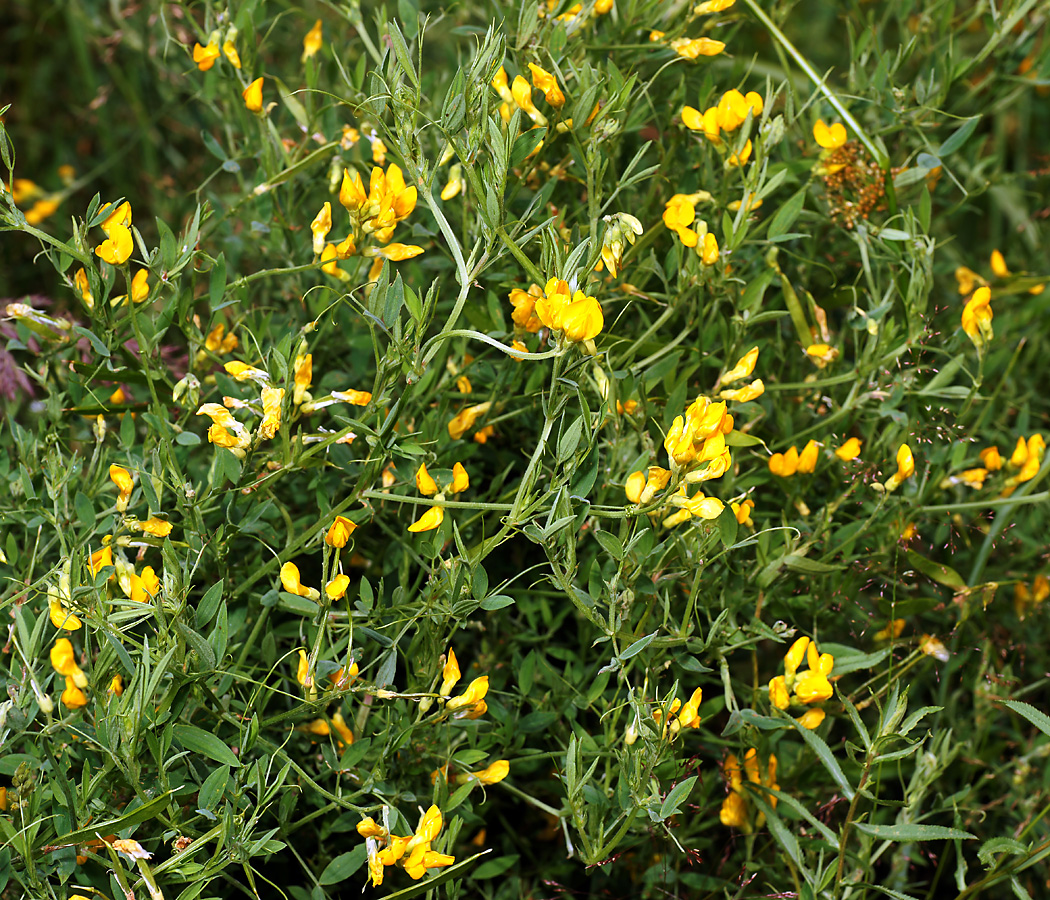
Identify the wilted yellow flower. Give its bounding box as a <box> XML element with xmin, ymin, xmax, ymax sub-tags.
<box><xmin>302</xmin><ymin>19</ymin><xmax>323</xmax><ymax>60</ymax></box>
<box><xmin>835</xmin><ymin>437</ymin><xmax>862</xmax><ymax>461</ymax></box>
<box><xmin>813</xmin><ymin>119</ymin><xmax>847</xmax><ymax>150</ymax></box>
<box><xmin>113</xmin><ymin>839</ymin><xmax>151</xmax><ymax>861</ymax></box>
<box><xmin>919</xmin><ymin>634</ymin><xmax>949</xmax><ymax>662</ymax></box>
<box><xmin>805</xmin><ymin>343</ymin><xmax>839</xmax><ymax>367</ymax></box>
<box><xmin>670</xmin><ymin>37</ymin><xmax>726</xmax><ymax>59</ymax></box>
<box><xmin>408</xmin><ymin>506</ymin><xmax>444</xmax><ymax>533</ymax></box>
<box><xmin>258</xmin><ymin>387</ymin><xmax>284</xmax><ymax>441</ymax></box>
<box><xmin>242</xmin><ymin>77</ymin><xmax>263</xmax><ymax>112</ymax></box>
<box><xmin>874</xmin><ymin>619</ymin><xmax>906</xmax><ymax>641</ymax></box>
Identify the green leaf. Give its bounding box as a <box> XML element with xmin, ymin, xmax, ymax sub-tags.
<box><xmin>659</xmin><ymin>776</ymin><xmax>697</xmax><ymax>819</ymax></box>
<box><xmin>209</xmin><ymin>253</ymin><xmax>227</xmax><ymax>309</ymax></box>
<box><xmin>318</xmin><ymin>846</ymin><xmax>367</xmax><ymax>884</ymax></box>
<box><xmin>977</xmin><ymin>837</ymin><xmax>1029</xmax><ymax>867</ymax></box>
<box><xmin>937</xmin><ymin>115</ymin><xmax>981</xmax><ymax>157</ymax></box>
<box><xmin>49</xmin><ymin>790</ymin><xmax>176</xmax><ymax>847</ymax></box>
<box><xmin>173</xmin><ymin>724</ymin><xmax>242</xmax><ymax>767</ymax></box>
<box><xmin>905</xmin><ymin>550</ymin><xmax>966</xmax><ymax>590</ymax></box>
<box><xmin>766</xmin><ymin>187</ymin><xmax>806</xmax><ymax>239</ymax></box>
<box><xmin>72</xmin><ymin>325</ymin><xmax>111</xmax><ymax>358</ymax></box>
<box><xmin>510</xmin><ymin>128</ymin><xmax>546</xmax><ymax>168</ymax></box>
<box><xmin>855</xmin><ymin>823</ymin><xmax>976</xmax><ymax>841</ymax></box>
<box><xmin>1000</xmin><ymin>699</ymin><xmax>1050</xmax><ymax>738</ymax></box>
<box><xmin>619</xmin><ymin>631</ymin><xmax>658</xmax><ymax>661</ymax></box>
<box><xmin>472</xmin><ymin>854</ymin><xmax>520</xmax><ymax>879</ymax></box>
<box><xmin>479</xmin><ymin>594</ymin><xmax>515</xmax><ymax>610</ymax></box>
<box><xmin>791</xmin><ymin>717</ymin><xmax>854</xmax><ymax>800</ymax></box>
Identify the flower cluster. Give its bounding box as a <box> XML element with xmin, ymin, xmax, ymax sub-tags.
<box><xmin>769</xmin><ymin>440</ymin><xmax>820</xmax><ymax>477</ymax></box>
<box><xmin>1014</xmin><ymin>575</ymin><xmax>1049</xmax><ymax>620</ymax></box>
<box><xmin>358</xmin><ymin>805</ymin><xmax>455</xmax><ymax>887</ymax></box>
<box><xmin>682</xmin><ymin>88</ymin><xmax>763</xmax><ymax>165</ymax></box>
<box><xmin>662</xmin><ymin>191</ymin><xmax>719</xmax><ymax>263</ymax></box>
<box><xmin>719</xmin><ymin>750</ymin><xmax>778</xmax><ymax>832</ymax></box>
<box><xmin>651</xmin><ymin>686</ymin><xmax>703</xmax><ymax>739</ymax></box>
<box><xmin>408</xmin><ymin>462</ymin><xmax>470</xmax><ymax>533</ymax></box>
<box><xmin>314</xmin><ymin>162</ymin><xmax>423</xmax><ymax>283</ymax></box>
<box><xmin>509</xmin><ymin>277</ymin><xmax>604</xmax><ymax>349</ymax></box>
<box><xmin>492</xmin><ymin>63</ymin><xmax>567</xmax><ymax>130</ymax></box>
<box><xmin>768</xmin><ymin>635</ymin><xmax>834</xmax><ymax>729</ymax></box>
<box><xmin>436</xmin><ymin>648</ymin><xmax>490</xmax><ymax>719</ymax></box>
<box><xmin>600</xmin><ymin>213</ymin><xmax>644</xmax><ymax>277</ymax></box>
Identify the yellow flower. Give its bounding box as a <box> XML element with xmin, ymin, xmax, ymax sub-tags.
<box><xmin>130</xmin><ymin>566</ymin><xmax>160</xmax><ymax>603</ymax></box>
<box><xmin>416</xmin><ymin>463</ymin><xmax>440</xmax><ymax>497</ymax></box>
<box><xmin>961</xmin><ymin>286</ymin><xmax>993</xmax><ymax>350</ymax></box>
<box><xmin>25</xmin><ymin>196</ymin><xmax>60</xmax><ymax>225</ymax></box>
<box><xmin>368</xmin><ymin>242</ymin><xmax>425</xmax><ymax>261</ymax></box>
<box><xmin>331</xmin><ymin>389</ymin><xmax>372</xmax><ymax>406</ymax></box>
<box><xmin>511</xmin><ymin>75</ymin><xmax>546</xmax><ymax>126</ymax></box>
<box><xmin>835</xmin><ymin>437</ymin><xmax>862</xmax><ymax>461</ymax></box>
<box><xmin>919</xmin><ymin>634</ymin><xmax>949</xmax><ymax>662</ymax></box>
<box><xmin>95</xmin><ymin>223</ymin><xmax>133</xmax><ymax>265</ymax></box>
<box><xmin>192</xmin><ymin>40</ymin><xmax>221</xmax><ymax>71</ymax></box>
<box><xmin>727</xmin><ymin>139</ymin><xmax>752</xmax><ymax>167</ymax></box>
<box><xmin>805</xmin><ymin>343</ymin><xmax>839</xmax><ymax>367</ymax></box>
<box><xmin>224</xmin><ymin>360</ymin><xmax>270</xmax><ymax>385</ymax></box>
<box><xmin>440</xmin><ymin>648</ymin><xmax>462</xmax><ymax>696</ymax></box>
<box><xmin>408</xmin><ymin>506</ymin><xmax>444</xmax><ymax>533</ymax></box>
<box><xmin>448</xmin><ymin>402</ymin><xmax>492</xmax><ymax>440</ymax></box>
<box><xmin>301</xmin><ymin>19</ymin><xmax>323</xmax><ymax>61</ymax></box>
<box><xmin>113</xmin><ymin>840</ymin><xmax>151</xmax><ymax>861</ymax></box>
<box><xmin>281</xmin><ymin>562</ymin><xmax>320</xmax><ymax>601</ymax></box>
<box><xmin>109</xmin><ymin>464</ymin><xmax>134</xmax><ymax>511</ymax></box>
<box><xmin>561</xmin><ymin>294</ymin><xmax>604</xmax><ymax>343</ymax></box>
<box><xmin>884</xmin><ymin>443</ymin><xmax>915</xmax><ymax>492</ymax></box>
<box><xmin>326</xmin><ymin>574</ymin><xmax>350</xmax><ymax>600</ymax></box>
<box><xmin>109</xmin><ymin>674</ymin><xmax>124</xmax><ymax>695</ymax></box>
<box><xmin>89</xmin><ymin>545</ymin><xmax>114</xmax><ymax>577</ymax></box>
<box><xmin>62</xmin><ymin>676</ymin><xmax>89</xmax><ymax>709</ymax></box>
<box><xmin>769</xmin><ymin>675</ymin><xmax>789</xmax><ymax>709</ymax></box>
<box><xmin>719</xmin><ymin>790</ymin><xmax>748</xmax><ymax>828</ymax></box>
<box><xmin>258</xmin><ymin>387</ymin><xmax>284</xmax><ymax>441</ymax></box>
<box><xmin>794</xmin><ymin>670</ymin><xmax>833</xmax><ymax>704</ymax></box>
<box><xmin>1009</xmin><ymin>435</ymin><xmax>1029</xmax><ymax>468</ymax></box>
<box><xmin>326</xmin><ymin>516</ymin><xmax>357</xmax><ymax>547</ymax></box>
<box><xmin>722</xmin><ymin>347</ymin><xmax>759</xmax><ymax>385</ymax></box>
<box><xmin>731</xmin><ymin>498</ymin><xmax>754</xmax><ymax>527</ymax></box>
<box><xmin>241</xmin><ymin>76</ymin><xmax>264</xmax><ymax>112</ymax></box>
<box><xmin>979</xmin><ymin>446</ymin><xmax>1002</xmax><ymax>471</ymax></box>
<box><xmin>293</xmin><ymin>353</ymin><xmax>312</xmax><ymax>405</ymax></box>
<box><xmin>813</xmin><ymin>119</ymin><xmax>847</xmax><ymax>150</ymax></box>
<box><xmin>73</xmin><ymin>268</ymin><xmax>94</xmax><ymax>309</ymax></box>
<box><xmin>449</xmin><ymin>462</ymin><xmax>470</xmax><ymax>494</ymax></box>
<box><xmin>205</xmin><ymin>323</ymin><xmax>238</xmax><ymax>355</ymax></box>
<box><xmin>798</xmin><ymin>708</ymin><xmax>826</xmax><ymax>729</ymax></box>
<box><xmin>670</xmin><ymin>37</ymin><xmax>726</xmax><ymax>59</ymax></box>
<box><xmin>357</xmin><ymin>817</ymin><xmax>389</xmax><ymax>839</ymax></box>
<box><xmin>469</xmin><ymin>760</ymin><xmax>510</xmax><ymax>785</ymax></box>
<box><xmin>662</xmin><ymin>194</ymin><xmax>699</xmax><ymax>247</ymax></box>
<box><xmin>222</xmin><ymin>39</ymin><xmax>241</xmax><ymax>69</ymax></box>
<box><xmin>49</xmin><ymin>597</ymin><xmax>82</xmax><ymax>631</ymax></box>
<box><xmin>990</xmin><ymin>249</ymin><xmax>1010</xmax><ymax>278</ymax></box>
<box><xmin>720</xmin><ymin>379</ymin><xmax>764</xmax><ymax>402</ymax></box>
<box><xmin>955</xmin><ymin>266</ymin><xmax>986</xmax><ymax>295</ymax></box>
<box><xmin>699</xmin><ymin>231</ymin><xmax>720</xmax><ymax>264</ymax></box>
<box><xmin>796</xmin><ymin>440</ymin><xmax>820</xmax><ymax>474</ymax></box>
<box><xmin>331</xmin><ymin>711</ymin><xmax>354</xmax><ymax>746</ymax></box>
<box><xmin>132</xmin><ymin>517</ymin><xmax>173</xmax><ymax>537</ymax></box>
<box><xmin>51</xmin><ymin>638</ymin><xmax>88</xmax><ymax>688</ymax></box>
<box><xmin>694</xmin><ymin>0</ymin><xmax>736</xmax><ymax>12</ymax></box>
<box><xmin>769</xmin><ymin>446</ymin><xmax>799</xmax><ymax>477</ymax></box>
<box><xmin>441</xmin><ymin>164</ymin><xmax>465</xmax><ymax>201</ymax></box>
<box><xmin>310</xmin><ymin>203</ymin><xmax>332</xmax><ymax>256</ymax></box>
<box><xmin>874</xmin><ymin>619</ymin><xmax>906</xmax><ymax>641</ymax></box>
<box><xmin>296</xmin><ymin>649</ymin><xmax>313</xmax><ymax>687</ymax></box>
<box><xmin>447</xmin><ymin>675</ymin><xmax>489</xmax><ymax>712</ymax></box>
<box><xmin>783</xmin><ymin>636</ymin><xmax>809</xmax><ymax>680</ymax></box>
<box><xmin>528</xmin><ymin>63</ymin><xmax>565</xmax><ymax>108</ymax></box>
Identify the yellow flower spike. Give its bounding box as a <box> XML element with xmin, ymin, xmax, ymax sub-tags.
<box><xmin>62</xmin><ymin>676</ymin><xmax>89</xmax><ymax>709</ymax></box>
<box><xmin>109</xmin><ymin>464</ymin><xmax>134</xmax><ymax>511</ymax></box>
<box><xmin>979</xmin><ymin>446</ymin><xmax>1002</xmax><ymax>471</ymax></box>
<box><xmin>769</xmin><ymin>446</ymin><xmax>799</xmax><ymax>477</ymax></box>
<box><xmin>440</xmin><ymin>648</ymin><xmax>462</xmax><ymax>696</ymax></box>
<box><xmin>95</xmin><ymin>223</ymin><xmax>133</xmax><ymax>265</ymax></box>
<box><xmin>797</xmin><ymin>440</ymin><xmax>820</xmax><ymax>474</ymax></box>
<box><xmin>326</xmin><ymin>574</ymin><xmax>350</xmax><ymax>600</ymax></box>
<box><xmin>990</xmin><ymin>249</ymin><xmax>1010</xmax><ymax>278</ymax></box>
<box><xmin>222</xmin><ymin>39</ymin><xmax>241</xmax><ymax>69</ymax></box>
<box><xmin>449</xmin><ymin>462</ymin><xmax>470</xmax><ymax>494</ymax></box>
<box><xmin>722</xmin><ymin>347</ymin><xmax>759</xmax><ymax>385</ymax></box>
<box><xmin>310</xmin><ymin>203</ymin><xmax>332</xmax><ymax>256</ymax></box>
<box><xmin>258</xmin><ymin>387</ymin><xmax>284</xmax><ymax>441</ymax></box>
<box><xmin>408</xmin><ymin>506</ymin><xmax>444</xmax><ymax>533</ymax></box>
<box><xmin>448</xmin><ymin>402</ymin><xmax>492</xmax><ymax>440</ymax></box>
<box><xmin>471</xmin><ymin>760</ymin><xmax>510</xmax><ymax>785</ymax></box>
<box><xmin>528</xmin><ymin>63</ymin><xmax>565</xmax><ymax>108</ymax></box>
<box><xmin>416</xmin><ymin>463</ymin><xmax>440</xmax><ymax>497</ymax></box>
<box><xmin>326</xmin><ymin>516</ymin><xmax>357</xmax><ymax>548</ymax></box>
<box><xmin>447</xmin><ymin>675</ymin><xmax>489</xmax><ymax>712</ymax></box>
<box><xmin>301</xmin><ymin>19</ymin><xmax>323</xmax><ymax>61</ymax></box>
<box><xmin>281</xmin><ymin>562</ymin><xmax>320</xmax><ymax>601</ymax></box>
<box><xmin>49</xmin><ymin>597</ymin><xmax>82</xmax><ymax>631</ymax></box>
<box><xmin>109</xmin><ymin>673</ymin><xmax>124</xmax><ymax>696</ymax></box>
<box><xmin>798</xmin><ymin>708</ymin><xmax>826</xmax><ymax>729</ymax></box>
<box><xmin>769</xmin><ymin>675</ymin><xmax>790</xmax><ymax>709</ymax></box>
<box><xmin>192</xmin><ymin>39</ymin><xmax>221</xmax><ymax>71</ymax></box>
<box><xmin>720</xmin><ymin>379</ymin><xmax>764</xmax><ymax>402</ymax></box>
<box><xmin>813</xmin><ymin>119</ymin><xmax>847</xmax><ymax>150</ymax></box>
<box><xmin>670</xmin><ymin>37</ymin><xmax>726</xmax><ymax>59</ymax></box>
<box><xmin>961</xmin><ymin>286</ymin><xmax>993</xmax><ymax>350</ymax></box>
<box><xmin>835</xmin><ymin>437</ymin><xmax>863</xmax><ymax>461</ymax></box>
<box><xmin>441</xmin><ymin>164</ymin><xmax>465</xmax><ymax>201</ymax></box>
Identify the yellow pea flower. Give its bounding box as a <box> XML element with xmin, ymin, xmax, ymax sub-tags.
<box><xmin>813</xmin><ymin>119</ymin><xmax>847</xmax><ymax>150</ymax></box>
<box><xmin>669</xmin><ymin>37</ymin><xmax>726</xmax><ymax>59</ymax></box>
<box><xmin>468</xmin><ymin>759</ymin><xmax>510</xmax><ymax>785</ymax></box>
<box><xmin>720</xmin><ymin>379</ymin><xmax>764</xmax><ymax>402</ymax></box>
<box><xmin>769</xmin><ymin>675</ymin><xmax>789</xmax><ymax>709</ymax></box>
<box><xmin>561</xmin><ymin>294</ymin><xmax>604</xmax><ymax>343</ymax></box>
<box><xmin>447</xmin><ymin>675</ymin><xmax>489</xmax><ymax>713</ymax></box>
<box><xmin>293</xmin><ymin>353</ymin><xmax>312</xmax><ymax>405</ymax></box>
<box><xmin>242</xmin><ymin>77</ymin><xmax>264</xmax><ymax>112</ymax></box>
<box><xmin>408</xmin><ymin>506</ymin><xmax>444</xmax><ymax>533</ymax></box>
<box><xmin>449</xmin><ymin>462</ymin><xmax>469</xmax><ymax>494</ymax></box>
<box><xmin>224</xmin><ymin>360</ymin><xmax>270</xmax><ymax>384</ymax></box>
<box><xmin>130</xmin><ymin>566</ymin><xmax>160</xmax><ymax>603</ymax></box>
<box><xmin>258</xmin><ymin>387</ymin><xmax>284</xmax><ymax>441</ymax></box>
<box><xmin>694</xmin><ymin>0</ymin><xmax>736</xmax><ymax>13</ymax></box>
<box><xmin>331</xmin><ymin>389</ymin><xmax>372</xmax><ymax>406</ymax></box>
<box><xmin>884</xmin><ymin>443</ymin><xmax>915</xmax><ymax>492</ymax></box>
<box><xmin>990</xmin><ymin>249</ymin><xmax>1010</xmax><ymax>278</ymax></box>
<box><xmin>874</xmin><ymin>619</ymin><xmax>906</xmax><ymax>641</ymax></box>
<box><xmin>51</xmin><ymin>638</ymin><xmax>88</xmax><ymax>688</ymax></box>
<box><xmin>727</xmin><ymin>139</ymin><xmax>752</xmax><ymax>167</ymax></box>
<box><xmin>511</xmin><ymin>75</ymin><xmax>546</xmax><ymax>126</ymax></box>
<box><xmin>131</xmin><ymin>517</ymin><xmax>173</xmax><ymax>537</ymax></box>
<box><xmin>731</xmin><ymin>498</ymin><xmax>754</xmax><ymax>527</ymax></box>
<box><xmin>416</xmin><ymin>463</ymin><xmax>439</xmax><ymax>497</ymax></box>
<box><xmin>367</xmin><ymin>242</ymin><xmax>425</xmax><ymax>261</ymax></box>
<box><xmin>961</xmin><ymin>286</ymin><xmax>993</xmax><ymax>350</ymax></box>
<box><xmin>192</xmin><ymin>39</ymin><xmax>221</xmax><ymax>71</ymax></box>
<box><xmin>805</xmin><ymin>343</ymin><xmax>839</xmax><ymax>367</ymax></box>
<box><xmin>955</xmin><ymin>266</ymin><xmax>986</xmax><ymax>295</ymax></box>
<box><xmin>109</xmin><ymin>674</ymin><xmax>124</xmax><ymax>695</ymax></box>
<box><xmin>784</xmin><ymin>636</ymin><xmax>809</xmax><ymax>680</ymax></box>
<box><xmin>222</xmin><ymin>38</ymin><xmax>241</xmax><ymax>69</ymax></box>
<box><xmin>794</xmin><ymin>670</ymin><xmax>833</xmax><ymax>704</ymax></box>
<box><xmin>95</xmin><ymin>223</ymin><xmax>133</xmax><ymax>265</ymax></box>
<box><xmin>722</xmin><ymin>347</ymin><xmax>759</xmax><ymax>385</ymax></box>
<box><xmin>979</xmin><ymin>446</ymin><xmax>1002</xmax><ymax>471</ymax></box>
<box><xmin>326</xmin><ymin>574</ymin><xmax>350</xmax><ymax>600</ymax></box>
<box><xmin>62</xmin><ymin>676</ymin><xmax>89</xmax><ymax>709</ymax></box>
<box><xmin>440</xmin><ymin>649</ymin><xmax>461</xmax><ymax>696</ymax></box>
<box><xmin>310</xmin><ymin>203</ymin><xmax>332</xmax><ymax>256</ymax></box>
<box><xmin>73</xmin><ymin>268</ymin><xmax>94</xmax><ymax>309</ymax></box>
<box><xmin>835</xmin><ymin>437</ymin><xmax>862</xmax><ymax>461</ymax></box>
<box><xmin>798</xmin><ymin>708</ymin><xmax>826</xmax><ymax>729</ymax></box>
<box><xmin>796</xmin><ymin>440</ymin><xmax>820</xmax><ymax>474</ymax></box>
<box><xmin>448</xmin><ymin>402</ymin><xmax>492</xmax><ymax>440</ymax></box>
<box><xmin>326</xmin><ymin>516</ymin><xmax>357</xmax><ymax>548</ymax></box>
<box><xmin>205</xmin><ymin>323</ymin><xmax>238</xmax><ymax>355</ymax></box>
<box><xmin>296</xmin><ymin>649</ymin><xmax>313</xmax><ymax>687</ymax></box>
<box><xmin>109</xmin><ymin>464</ymin><xmax>134</xmax><ymax>511</ymax></box>
<box><xmin>302</xmin><ymin>19</ymin><xmax>323</xmax><ymax>61</ymax></box>
<box><xmin>441</xmin><ymin>164</ymin><xmax>465</xmax><ymax>201</ymax></box>
<box><xmin>89</xmin><ymin>545</ymin><xmax>114</xmax><ymax>577</ymax></box>
<box><xmin>281</xmin><ymin>562</ymin><xmax>320</xmax><ymax>601</ymax></box>
<box><xmin>528</xmin><ymin>63</ymin><xmax>565</xmax><ymax>108</ymax></box>
<box><xmin>49</xmin><ymin>597</ymin><xmax>82</xmax><ymax>631</ymax></box>
<box><xmin>769</xmin><ymin>446</ymin><xmax>799</xmax><ymax>477</ymax></box>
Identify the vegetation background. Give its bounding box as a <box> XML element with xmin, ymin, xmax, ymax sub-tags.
<box><xmin>1</xmin><ymin>0</ymin><xmax>1049</xmax><ymax>898</ymax></box>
